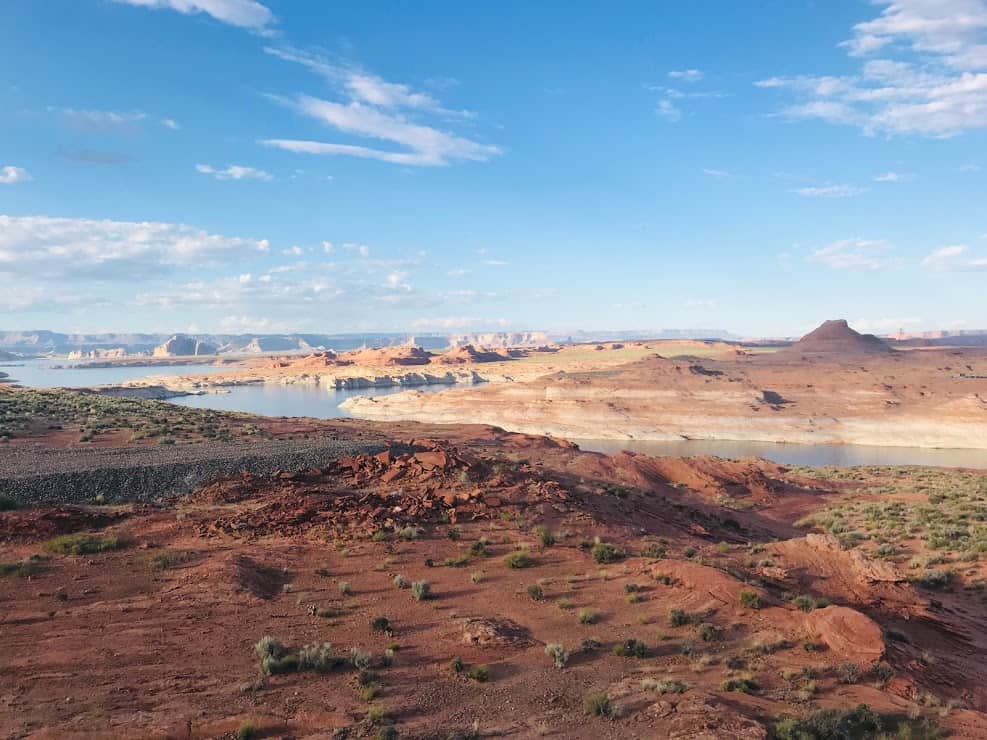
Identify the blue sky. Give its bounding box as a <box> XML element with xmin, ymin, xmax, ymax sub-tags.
<box><xmin>1</xmin><ymin>0</ymin><xmax>986</xmax><ymax>337</ymax></box>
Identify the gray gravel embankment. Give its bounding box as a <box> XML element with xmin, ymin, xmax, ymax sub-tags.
<box><xmin>0</xmin><ymin>437</ymin><xmax>383</xmax><ymax>506</ymax></box>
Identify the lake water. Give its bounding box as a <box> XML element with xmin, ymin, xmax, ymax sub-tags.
<box><xmin>0</xmin><ymin>358</ymin><xmax>225</xmax><ymax>388</ymax></box>
<box><xmin>168</xmin><ymin>382</ymin><xmax>452</xmax><ymax>419</ymax></box>
<box><xmin>5</xmin><ymin>360</ymin><xmax>984</xmax><ymax>467</ymax></box>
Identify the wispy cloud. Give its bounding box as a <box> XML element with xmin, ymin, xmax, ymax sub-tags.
<box><xmin>757</xmin><ymin>0</ymin><xmax>987</xmax><ymax>137</ymax></box>
<box><xmin>195</xmin><ymin>163</ymin><xmax>273</xmax><ymax>181</ymax></box>
<box><xmin>807</xmin><ymin>238</ymin><xmax>893</xmax><ymax>270</ymax></box>
<box><xmin>262</xmin><ymin>47</ymin><xmax>498</xmax><ymax>167</ymax></box>
<box><xmin>922</xmin><ymin>244</ymin><xmax>987</xmax><ymax>271</ymax></box>
<box><xmin>52</xmin><ymin>107</ymin><xmax>147</xmax><ymax>132</ymax></box>
<box><xmin>0</xmin><ymin>214</ymin><xmax>270</xmax><ymax>280</ymax></box>
<box><xmin>702</xmin><ymin>168</ymin><xmax>731</xmax><ymax>178</ymax></box>
<box><xmin>874</xmin><ymin>171</ymin><xmax>901</xmax><ymax>182</ymax></box>
<box><xmin>656</xmin><ymin>98</ymin><xmax>683</xmax><ymax>122</ymax></box>
<box><xmin>111</xmin><ymin>0</ymin><xmax>275</xmax><ymax>32</ymax></box>
<box><xmin>162</xmin><ymin>118</ymin><xmax>180</xmax><ymax>130</ymax></box>
<box><xmin>0</xmin><ymin>166</ymin><xmax>30</xmax><ymax>184</ymax></box>
<box><xmin>669</xmin><ymin>69</ymin><xmax>704</xmax><ymax>82</ymax></box>
<box><xmin>795</xmin><ymin>184</ymin><xmax>865</xmax><ymax>198</ymax></box>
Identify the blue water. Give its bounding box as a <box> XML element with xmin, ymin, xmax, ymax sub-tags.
<box><xmin>168</xmin><ymin>382</ymin><xmax>451</xmax><ymax>419</ymax></box>
<box><xmin>0</xmin><ymin>358</ymin><xmax>225</xmax><ymax>388</ymax></box>
<box><xmin>5</xmin><ymin>359</ymin><xmax>984</xmax><ymax>467</ymax></box>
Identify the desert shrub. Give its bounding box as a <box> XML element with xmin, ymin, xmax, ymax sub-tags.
<box><xmin>775</xmin><ymin>704</ymin><xmax>888</xmax><ymax>740</ymax></box>
<box><xmin>366</xmin><ymin>703</ymin><xmax>391</xmax><ymax>726</ymax></box>
<box><xmin>623</xmin><ymin>583</ymin><xmax>642</xmax><ymax>594</ymax></box>
<box><xmin>467</xmin><ymin>664</ymin><xmax>490</xmax><ymax>682</ymax></box>
<box><xmin>0</xmin><ymin>495</ymin><xmax>19</xmax><ymax>511</ymax></box>
<box><xmin>871</xmin><ymin>661</ymin><xmax>894</xmax><ymax>686</ymax></box>
<box><xmin>876</xmin><ymin>542</ymin><xmax>897</xmax><ymax>558</ymax></box>
<box><xmin>626</xmin><ymin>593</ymin><xmax>643</xmax><ymax>604</ymax></box>
<box><xmin>298</xmin><ymin>642</ymin><xmax>344</xmax><ymax>673</ymax></box>
<box><xmin>668</xmin><ymin>608</ymin><xmax>690</xmax><ymax>627</ymax></box>
<box><xmin>398</xmin><ymin>526</ymin><xmax>421</xmax><ymax>540</ymax></box>
<box><xmin>393</xmin><ymin>574</ymin><xmax>408</xmax><ymax>589</ymax></box>
<box><xmin>450</xmin><ymin>656</ymin><xmax>464</xmax><ymax>674</ymax></box>
<box><xmin>717</xmin><ymin>542</ymin><xmax>732</xmax><ymax>554</ymax></box>
<box><xmin>381</xmin><ymin>648</ymin><xmax>395</xmax><ymax>667</ymax></box>
<box><xmin>578</xmin><ymin>608</ymin><xmax>598</xmax><ymax>624</ymax></box>
<box><xmin>916</xmin><ymin>569</ymin><xmax>952</xmax><ymax>589</ymax></box>
<box><xmin>836</xmin><ymin>662</ymin><xmax>861</xmax><ymax>684</ymax></box>
<box><xmin>150</xmin><ymin>550</ymin><xmax>196</xmax><ymax>570</ymax></box>
<box><xmin>236</xmin><ymin>720</ymin><xmax>258</xmax><ymax>740</ymax></box>
<box><xmin>470</xmin><ymin>570</ymin><xmax>483</xmax><ymax>583</ymax></box>
<box><xmin>339</xmin><ymin>581</ymin><xmax>353</xmax><ymax>596</ymax></box>
<box><xmin>739</xmin><ymin>590</ymin><xmax>762</xmax><ymax>609</ymax></box>
<box><xmin>613</xmin><ymin>638</ymin><xmax>650</xmax><ymax>658</ymax></box>
<box><xmin>641</xmin><ymin>678</ymin><xmax>688</xmax><ymax>694</ymax></box>
<box><xmin>444</xmin><ymin>554</ymin><xmax>470</xmax><ymax>568</ymax></box>
<box><xmin>591</xmin><ymin>542</ymin><xmax>622</xmax><ymax>564</ymax></box>
<box><xmin>370</xmin><ymin>616</ymin><xmax>391</xmax><ymax>633</ymax></box>
<box><xmin>640</xmin><ymin>543</ymin><xmax>666</xmax><ymax>559</ymax></box>
<box><xmin>791</xmin><ymin>594</ymin><xmax>829</xmax><ymax>612</ymax></box>
<box><xmin>350</xmin><ymin>648</ymin><xmax>373</xmax><ymax>669</ymax></box>
<box><xmin>411</xmin><ymin>580</ymin><xmax>431</xmax><ymax>601</ymax></box>
<box><xmin>255</xmin><ymin>636</ymin><xmax>298</xmax><ymax>675</ymax></box>
<box><xmin>583</xmin><ymin>692</ymin><xmax>614</xmax><ymax>717</ymax></box>
<box><xmin>683</xmin><ymin>547</ymin><xmax>697</xmax><ymax>558</ymax></box>
<box><xmin>696</xmin><ymin>622</ymin><xmax>720</xmax><ymax>642</ymax></box>
<box><xmin>0</xmin><ymin>555</ymin><xmax>46</xmax><ymax>578</ymax></box>
<box><xmin>374</xmin><ymin>727</ymin><xmax>398</xmax><ymax>740</ymax></box>
<box><xmin>527</xmin><ymin>584</ymin><xmax>544</xmax><ymax>601</ymax></box>
<box><xmin>545</xmin><ymin>643</ymin><xmax>569</xmax><ymax>668</ymax></box>
<box><xmin>316</xmin><ymin>567</ymin><xmax>330</xmax><ymax>577</ymax></box>
<box><xmin>447</xmin><ymin>526</ymin><xmax>461</xmax><ymax>541</ymax></box>
<box><xmin>580</xmin><ymin>637</ymin><xmax>602</xmax><ymax>651</ymax></box>
<box><xmin>504</xmin><ymin>549</ymin><xmax>534</xmax><ymax>569</ymax></box>
<box><xmin>469</xmin><ymin>540</ymin><xmax>487</xmax><ymax>556</ymax></box>
<box><xmin>720</xmin><ymin>676</ymin><xmax>758</xmax><ymax>693</ymax></box>
<box><xmin>371</xmin><ymin>529</ymin><xmax>389</xmax><ymax>542</ymax></box>
<box><xmin>534</xmin><ymin>525</ymin><xmax>555</xmax><ymax>547</ymax></box>
<box><xmin>44</xmin><ymin>533</ymin><xmax>125</xmax><ymax>556</ymax></box>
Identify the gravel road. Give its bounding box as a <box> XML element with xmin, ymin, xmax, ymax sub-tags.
<box><xmin>0</xmin><ymin>437</ymin><xmax>383</xmax><ymax>505</ymax></box>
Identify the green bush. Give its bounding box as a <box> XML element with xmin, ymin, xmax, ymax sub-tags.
<box><xmin>392</xmin><ymin>574</ymin><xmax>408</xmax><ymax>589</ymax></box>
<box><xmin>504</xmin><ymin>549</ymin><xmax>534</xmax><ymax>569</ymax></box>
<box><xmin>641</xmin><ymin>678</ymin><xmax>688</xmax><ymax>694</ymax></box>
<box><xmin>613</xmin><ymin>638</ymin><xmax>650</xmax><ymax>658</ymax></box>
<box><xmin>545</xmin><ymin>643</ymin><xmax>569</xmax><ymax>668</ymax></box>
<box><xmin>578</xmin><ymin>608</ymin><xmax>598</xmax><ymax>624</ymax></box>
<box><xmin>774</xmin><ymin>704</ymin><xmax>894</xmax><ymax>740</ymax></box>
<box><xmin>534</xmin><ymin>525</ymin><xmax>555</xmax><ymax>547</ymax></box>
<box><xmin>668</xmin><ymin>608</ymin><xmax>690</xmax><ymax>626</ymax></box>
<box><xmin>739</xmin><ymin>590</ymin><xmax>762</xmax><ymax>609</ymax></box>
<box><xmin>583</xmin><ymin>692</ymin><xmax>614</xmax><ymax>717</ymax></box>
<box><xmin>591</xmin><ymin>542</ymin><xmax>622</xmax><ymax>564</ymax></box>
<box><xmin>720</xmin><ymin>676</ymin><xmax>758</xmax><ymax>693</ymax></box>
<box><xmin>467</xmin><ymin>664</ymin><xmax>490</xmax><ymax>682</ymax></box>
<box><xmin>370</xmin><ymin>616</ymin><xmax>391</xmax><ymax>633</ymax></box>
<box><xmin>411</xmin><ymin>580</ymin><xmax>431</xmax><ymax>601</ymax></box>
<box><xmin>527</xmin><ymin>584</ymin><xmax>544</xmax><ymax>601</ymax></box>
<box><xmin>236</xmin><ymin>720</ymin><xmax>259</xmax><ymax>740</ymax></box>
<box><xmin>696</xmin><ymin>622</ymin><xmax>720</xmax><ymax>642</ymax></box>
<box><xmin>44</xmin><ymin>533</ymin><xmax>126</xmax><ymax>556</ymax></box>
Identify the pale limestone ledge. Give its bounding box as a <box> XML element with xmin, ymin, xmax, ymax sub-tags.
<box><xmin>340</xmin><ymin>389</ymin><xmax>987</xmax><ymax>450</ymax></box>
<box><xmin>117</xmin><ymin>369</ymin><xmax>497</xmax><ymax>394</ymax></box>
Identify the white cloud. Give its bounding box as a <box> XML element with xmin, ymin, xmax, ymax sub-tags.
<box><xmin>195</xmin><ymin>163</ymin><xmax>273</xmax><ymax>181</ymax></box>
<box><xmin>807</xmin><ymin>238</ymin><xmax>893</xmax><ymax>270</ymax></box>
<box><xmin>264</xmin><ymin>94</ymin><xmax>500</xmax><ymax>167</ymax></box>
<box><xmin>482</xmin><ymin>259</ymin><xmax>508</xmax><ymax>266</ymax></box>
<box><xmin>669</xmin><ymin>69</ymin><xmax>704</xmax><ymax>82</ymax></box>
<box><xmin>112</xmin><ymin>0</ymin><xmax>275</xmax><ymax>31</ymax></box>
<box><xmin>874</xmin><ymin>171</ymin><xmax>901</xmax><ymax>181</ymax></box>
<box><xmin>54</xmin><ymin>107</ymin><xmax>147</xmax><ymax>132</ymax></box>
<box><xmin>853</xmin><ymin>316</ymin><xmax>924</xmax><ymax>334</ymax></box>
<box><xmin>702</xmin><ymin>168</ymin><xmax>731</xmax><ymax>177</ymax></box>
<box><xmin>0</xmin><ymin>214</ymin><xmax>270</xmax><ymax>279</ymax></box>
<box><xmin>281</xmin><ymin>245</ymin><xmax>304</xmax><ymax>257</ymax></box>
<box><xmin>0</xmin><ymin>166</ymin><xmax>30</xmax><ymax>184</ymax></box>
<box><xmin>922</xmin><ymin>244</ymin><xmax>987</xmax><ymax>270</ymax></box>
<box><xmin>757</xmin><ymin>1</ymin><xmax>987</xmax><ymax>137</ymax></box>
<box><xmin>322</xmin><ymin>240</ymin><xmax>334</xmax><ymax>253</ymax></box>
<box><xmin>795</xmin><ymin>184</ymin><xmax>865</xmax><ymax>198</ymax></box>
<box><xmin>656</xmin><ymin>99</ymin><xmax>683</xmax><ymax>122</ymax></box>
<box><xmin>162</xmin><ymin>118</ymin><xmax>180</xmax><ymax>130</ymax></box>
<box><xmin>262</xmin><ymin>47</ymin><xmax>496</xmax><ymax>167</ymax></box>
<box><xmin>219</xmin><ymin>315</ymin><xmax>289</xmax><ymax>332</ymax></box>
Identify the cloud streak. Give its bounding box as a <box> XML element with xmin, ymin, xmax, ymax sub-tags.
<box><xmin>112</xmin><ymin>0</ymin><xmax>275</xmax><ymax>31</ymax></box>
<box><xmin>0</xmin><ymin>166</ymin><xmax>30</xmax><ymax>184</ymax></box>
<box><xmin>196</xmin><ymin>163</ymin><xmax>273</xmax><ymax>181</ymax></box>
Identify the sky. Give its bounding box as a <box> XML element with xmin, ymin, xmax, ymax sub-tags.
<box><xmin>1</xmin><ymin>0</ymin><xmax>987</xmax><ymax>338</ymax></box>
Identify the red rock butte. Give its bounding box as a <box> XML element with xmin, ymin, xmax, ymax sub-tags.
<box><xmin>785</xmin><ymin>319</ymin><xmax>893</xmax><ymax>355</ymax></box>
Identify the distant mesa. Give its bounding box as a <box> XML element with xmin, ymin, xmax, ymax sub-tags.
<box><xmin>450</xmin><ymin>331</ymin><xmax>553</xmax><ymax>350</ymax></box>
<box><xmin>437</xmin><ymin>344</ymin><xmax>512</xmax><ymax>364</ymax></box>
<box><xmin>68</xmin><ymin>347</ymin><xmax>128</xmax><ymax>360</ymax></box>
<box><xmin>152</xmin><ymin>334</ymin><xmax>218</xmax><ymax>358</ymax></box>
<box><xmin>341</xmin><ymin>345</ymin><xmax>433</xmax><ymax>366</ymax></box>
<box><xmin>787</xmin><ymin>320</ymin><xmax>893</xmax><ymax>355</ymax></box>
